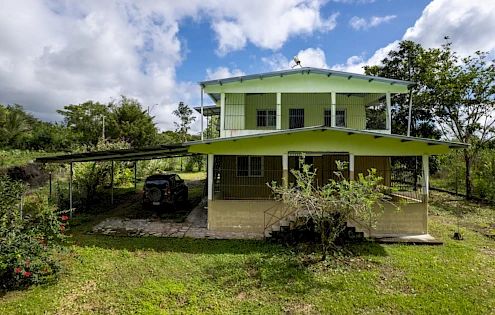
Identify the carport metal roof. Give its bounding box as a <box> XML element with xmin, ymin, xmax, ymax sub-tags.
<box><xmin>36</xmin><ymin>144</ymin><xmax>194</xmax><ymax>164</ymax></box>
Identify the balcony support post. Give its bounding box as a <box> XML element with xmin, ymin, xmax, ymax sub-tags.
<box><xmin>276</xmin><ymin>92</ymin><xmax>282</xmax><ymax>130</ymax></box>
<box><xmin>422</xmin><ymin>155</ymin><xmax>429</xmax><ymax>202</ymax></box>
<box><xmin>208</xmin><ymin>154</ymin><xmax>214</xmax><ymax>200</ymax></box>
<box><xmin>282</xmin><ymin>153</ymin><xmax>289</xmax><ymax>187</ymax></box>
<box><xmin>349</xmin><ymin>153</ymin><xmax>355</xmax><ymax>180</ymax></box>
<box><xmin>331</xmin><ymin>92</ymin><xmax>336</xmax><ymax>127</ymax></box>
<box><xmin>386</xmin><ymin>92</ymin><xmax>392</xmax><ymax>131</ymax></box>
<box><xmin>201</xmin><ymin>87</ymin><xmax>204</xmax><ymax>141</ymax></box>
<box><xmin>220</xmin><ymin>92</ymin><xmax>225</xmax><ymax>137</ymax></box>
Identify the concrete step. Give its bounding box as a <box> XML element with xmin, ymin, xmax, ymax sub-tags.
<box><xmin>271</xmin><ymin>223</ymin><xmax>281</xmax><ymax>232</ymax></box>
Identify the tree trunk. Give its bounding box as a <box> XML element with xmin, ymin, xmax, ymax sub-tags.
<box><xmin>464</xmin><ymin>150</ymin><xmax>472</xmax><ymax>200</ymax></box>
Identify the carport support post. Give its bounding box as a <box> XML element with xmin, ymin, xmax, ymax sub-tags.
<box><xmin>69</xmin><ymin>162</ymin><xmax>73</xmax><ymax>218</ymax></box>
<box><xmin>111</xmin><ymin>160</ymin><xmax>114</xmax><ymax>205</ymax></box>
<box><xmin>422</xmin><ymin>155</ymin><xmax>429</xmax><ymax>203</ymax></box>
<box><xmin>207</xmin><ymin>154</ymin><xmax>214</xmax><ymax>200</ymax></box>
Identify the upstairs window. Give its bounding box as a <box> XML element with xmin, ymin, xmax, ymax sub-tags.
<box><xmin>237</xmin><ymin>156</ymin><xmax>263</xmax><ymax>177</ymax></box>
<box><xmin>323</xmin><ymin>109</ymin><xmax>346</xmax><ymax>127</ymax></box>
<box><xmin>289</xmin><ymin>108</ymin><xmax>304</xmax><ymax>129</ymax></box>
<box><xmin>256</xmin><ymin>110</ymin><xmax>276</xmax><ymax>127</ymax></box>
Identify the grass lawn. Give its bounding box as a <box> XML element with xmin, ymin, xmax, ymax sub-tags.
<box><xmin>1</xmin><ymin>193</ymin><xmax>494</xmax><ymax>314</ymax></box>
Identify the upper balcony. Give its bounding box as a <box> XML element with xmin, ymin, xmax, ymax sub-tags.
<box><xmin>196</xmin><ymin>67</ymin><xmax>415</xmax><ymax>139</ymax></box>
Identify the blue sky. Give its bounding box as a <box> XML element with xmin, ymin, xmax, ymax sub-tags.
<box><xmin>0</xmin><ymin>0</ymin><xmax>493</xmax><ymax>132</ymax></box>
<box><xmin>177</xmin><ymin>0</ymin><xmax>431</xmax><ymax>82</ymax></box>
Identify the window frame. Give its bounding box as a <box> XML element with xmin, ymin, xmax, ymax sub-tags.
<box><xmin>256</xmin><ymin>109</ymin><xmax>277</xmax><ymax>128</ymax></box>
<box><xmin>237</xmin><ymin>156</ymin><xmax>264</xmax><ymax>177</ymax></box>
<box><xmin>323</xmin><ymin>109</ymin><xmax>347</xmax><ymax>127</ymax></box>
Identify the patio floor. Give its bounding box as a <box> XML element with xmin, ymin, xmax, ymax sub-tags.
<box><xmin>91</xmin><ymin>201</ymin><xmax>264</xmax><ymax>240</ymax></box>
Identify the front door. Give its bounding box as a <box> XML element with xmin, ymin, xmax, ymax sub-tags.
<box><xmin>289</xmin><ymin>108</ymin><xmax>304</xmax><ymax>129</ymax></box>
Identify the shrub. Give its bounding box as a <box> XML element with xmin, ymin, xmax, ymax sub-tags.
<box><xmin>268</xmin><ymin>158</ymin><xmax>397</xmax><ymax>257</ymax></box>
<box><xmin>0</xmin><ymin>175</ymin><xmax>71</xmax><ymax>291</ymax></box>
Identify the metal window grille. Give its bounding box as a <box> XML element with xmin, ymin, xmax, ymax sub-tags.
<box><xmin>289</xmin><ymin>108</ymin><xmax>304</xmax><ymax>129</ymax></box>
<box><xmin>213</xmin><ymin>155</ymin><xmax>282</xmax><ymax>200</ymax></box>
<box><xmin>236</xmin><ymin>156</ymin><xmax>263</xmax><ymax>177</ymax></box>
<box><xmin>323</xmin><ymin>109</ymin><xmax>346</xmax><ymax>127</ymax></box>
<box><xmin>256</xmin><ymin>109</ymin><xmax>276</xmax><ymax>127</ymax></box>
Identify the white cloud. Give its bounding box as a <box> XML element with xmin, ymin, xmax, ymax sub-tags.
<box><xmin>334</xmin><ymin>0</ymin><xmax>495</xmax><ymax>73</ymax></box>
<box><xmin>205</xmin><ymin>67</ymin><xmax>246</xmax><ymax>80</ymax></box>
<box><xmin>262</xmin><ymin>47</ymin><xmax>329</xmax><ymax>71</ymax></box>
<box><xmin>210</xmin><ymin>1</ymin><xmax>339</xmax><ymax>56</ymax></box>
<box><xmin>403</xmin><ymin>0</ymin><xmax>495</xmax><ymax>56</ymax></box>
<box><xmin>331</xmin><ymin>41</ymin><xmax>399</xmax><ymax>73</ymax></box>
<box><xmin>0</xmin><ymin>0</ymin><xmax>339</xmax><ymax>134</ymax></box>
<box><xmin>349</xmin><ymin>15</ymin><xmax>397</xmax><ymax>30</ymax></box>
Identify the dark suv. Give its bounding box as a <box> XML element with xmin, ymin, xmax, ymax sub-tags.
<box><xmin>142</xmin><ymin>174</ymin><xmax>188</xmax><ymax>209</ymax></box>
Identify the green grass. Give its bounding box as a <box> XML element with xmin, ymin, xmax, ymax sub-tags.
<box><xmin>1</xmin><ymin>193</ymin><xmax>494</xmax><ymax>314</ymax></box>
<box><xmin>0</xmin><ymin>149</ymin><xmax>63</xmax><ymax>167</ymax></box>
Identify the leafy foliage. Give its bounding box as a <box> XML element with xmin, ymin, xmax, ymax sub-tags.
<box><xmin>173</xmin><ymin>102</ymin><xmax>196</xmax><ymax>142</ymax></box>
<box><xmin>268</xmin><ymin>158</ymin><xmax>395</xmax><ymax>256</ymax></box>
<box><xmin>0</xmin><ymin>175</ymin><xmax>71</xmax><ymax>291</ymax></box>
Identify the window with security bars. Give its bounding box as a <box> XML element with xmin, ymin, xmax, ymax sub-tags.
<box><xmin>323</xmin><ymin>109</ymin><xmax>346</xmax><ymax>127</ymax></box>
<box><xmin>237</xmin><ymin>156</ymin><xmax>263</xmax><ymax>177</ymax></box>
<box><xmin>289</xmin><ymin>108</ymin><xmax>304</xmax><ymax>129</ymax></box>
<box><xmin>256</xmin><ymin>109</ymin><xmax>276</xmax><ymax>127</ymax></box>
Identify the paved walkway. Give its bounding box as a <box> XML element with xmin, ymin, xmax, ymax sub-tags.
<box><xmin>91</xmin><ymin>201</ymin><xmax>264</xmax><ymax>240</ymax></box>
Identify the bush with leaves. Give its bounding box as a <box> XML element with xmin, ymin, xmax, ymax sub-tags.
<box><xmin>69</xmin><ymin>137</ymin><xmax>133</xmax><ymax>205</ymax></box>
<box><xmin>268</xmin><ymin>158</ymin><xmax>397</xmax><ymax>257</ymax></box>
<box><xmin>0</xmin><ymin>175</ymin><xmax>72</xmax><ymax>291</ymax></box>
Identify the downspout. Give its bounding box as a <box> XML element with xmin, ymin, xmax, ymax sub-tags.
<box><xmin>407</xmin><ymin>89</ymin><xmax>413</xmax><ymax>137</ymax></box>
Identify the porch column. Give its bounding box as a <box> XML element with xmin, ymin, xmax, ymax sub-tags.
<box><xmin>208</xmin><ymin>154</ymin><xmax>214</xmax><ymax>200</ymax></box>
<box><xmin>220</xmin><ymin>92</ymin><xmax>226</xmax><ymax>137</ymax></box>
<box><xmin>422</xmin><ymin>155</ymin><xmax>429</xmax><ymax>202</ymax></box>
<box><xmin>276</xmin><ymin>92</ymin><xmax>282</xmax><ymax>130</ymax></box>
<box><xmin>349</xmin><ymin>153</ymin><xmax>355</xmax><ymax>180</ymax></box>
<box><xmin>386</xmin><ymin>92</ymin><xmax>391</xmax><ymax>131</ymax></box>
<box><xmin>331</xmin><ymin>91</ymin><xmax>336</xmax><ymax>127</ymax></box>
<box><xmin>282</xmin><ymin>153</ymin><xmax>289</xmax><ymax>187</ymax></box>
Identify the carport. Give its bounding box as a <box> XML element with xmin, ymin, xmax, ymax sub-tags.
<box><xmin>36</xmin><ymin>144</ymin><xmax>198</xmax><ymax>217</ymax></box>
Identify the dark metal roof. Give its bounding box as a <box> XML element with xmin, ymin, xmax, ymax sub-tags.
<box><xmin>193</xmin><ymin>105</ymin><xmax>220</xmax><ymax>116</ymax></box>
<box><xmin>186</xmin><ymin>126</ymin><xmax>469</xmax><ymax>149</ymax></box>
<box><xmin>36</xmin><ymin>144</ymin><xmax>194</xmax><ymax>164</ymax></box>
<box><xmin>198</xmin><ymin>67</ymin><xmax>416</xmax><ymax>89</ymax></box>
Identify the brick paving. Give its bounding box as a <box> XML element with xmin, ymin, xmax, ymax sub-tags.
<box><xmin>91</xmin><ymin>201</ymin><xmax>264</xmax><ymax>240</ymax></box>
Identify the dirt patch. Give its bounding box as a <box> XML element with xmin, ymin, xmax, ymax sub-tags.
<box><xmin>0</xmin><ymin>164</ymin><xmax>48</xmax><ymax>187</ymax></box>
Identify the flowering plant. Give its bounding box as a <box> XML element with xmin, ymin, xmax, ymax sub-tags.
<box><xmin>0</xmin><ymin>175</ymin><xmax>72</xmax><ymax>291</ymax></box>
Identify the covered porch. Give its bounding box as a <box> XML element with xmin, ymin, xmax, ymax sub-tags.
<box><xmin>186</xmin><ymin>126</ymin><xmax>467</xmax><ymax>235</ymax></box>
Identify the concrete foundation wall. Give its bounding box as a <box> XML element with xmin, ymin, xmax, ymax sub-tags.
<box><xmin>208</xmin><ymin>200</ymin><xmax>280</xmax><ymax>233</ymax></box>
<box><xmin>372</xmin><ymin>202</ymin><xmax>428</xmax><ymax>236</ymax></box>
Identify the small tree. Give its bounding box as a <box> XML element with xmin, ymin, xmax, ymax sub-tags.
<box><xmin>269</xmin><ymin>158</ymin><xmax>395</xmax><ymax>257</ymax></box>
<box><xmin>172</xmin><ymin>102</ymin><xmax>196</xmax><ymax>143</ymax></box>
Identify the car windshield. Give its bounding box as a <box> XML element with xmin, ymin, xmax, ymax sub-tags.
<box><xmin>145</xmin><ymin>179</ymin><xmax>169</xmax><ymax>186</ymax></box>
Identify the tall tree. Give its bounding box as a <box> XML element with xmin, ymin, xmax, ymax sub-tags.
<box><xmin>364</xmin><ymin>40</ymin><xmax>441</xmax><ymax>139</ymax></box>
<box><xmin>172</xmin><ymin>102</ymin><xmax>196</xmax><ymax>142</ymax></box>
<box><xmin>1</xmin><ymin>104</ymin><xmax>32</xmax><ymax>147</ymax></box>
<box><xmin>107</xmin><ymin>96</ymin><xmax>157</xmax><ymax>147</ymax></box>
<box><xmin>57</xmin><ymin>101</ymin><xmax>109</xmax><ymax>145</ymax></box>
<box><xmin>424</xmin><ymin>40</ymin><xmax>495</xmax><ymax>199</ymax></box>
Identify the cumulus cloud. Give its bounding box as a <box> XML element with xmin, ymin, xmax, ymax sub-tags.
<box><xmin>205</xmin><ymin>67</ymin><xmax>246</xmax><ymax>80</ymax></box>
<box><xmin>0</xmin><ymin>0</ymin><xmax>339</xmax><ymax>133</ymax></box>
<box><xmin>211</xmin><ymin>1</ymin><xmax>339</xmax><ymax>56</ymax></box>
<box><xmin>262</xmin><ymin>48</ymin><xmax>329</xmax><ymax>71</ymax></box>
<box><xmin>334</xmin><ymin>0</ymin><xmax>495</xmax><ymax>73</ymax></box>
<box><xmin>403</xmin><ymin>0</ymin><xmax>495</xmax><ymax>56</ymax></box>
<box><xmin>349</xmin><ymin>15</ymin><xmax>397</xmax><ymax>30</ymax></box>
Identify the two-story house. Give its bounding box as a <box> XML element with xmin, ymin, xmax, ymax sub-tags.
<box><xmin>189</xmin><ymin>67</ymin><xmax>467</xmax><ymax>237</ymax></box>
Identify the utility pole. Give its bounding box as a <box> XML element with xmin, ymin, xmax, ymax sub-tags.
<box><xmin>102</xmin><ymin>116</ymin><xmax>105</xmax><ymax>138</ymax></box>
